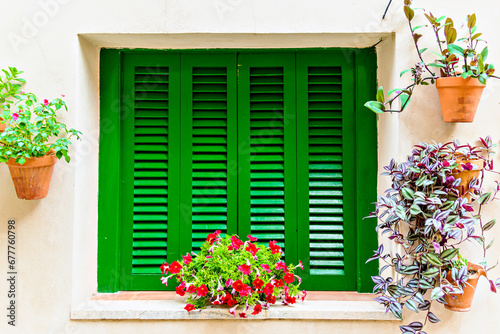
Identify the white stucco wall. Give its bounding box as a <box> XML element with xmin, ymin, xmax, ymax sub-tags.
<box><xmin>1</xmin><ymin>0</ymin><xmax>500</xmax><ymax>333</ymax></box>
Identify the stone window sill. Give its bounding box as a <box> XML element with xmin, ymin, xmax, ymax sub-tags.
<box><xmin>71</xmin><ymin>292</ymin><xmax>398</xmax><ymax>321</ymax></box>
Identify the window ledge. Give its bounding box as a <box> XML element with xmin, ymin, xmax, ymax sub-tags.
<box><xmin>71</xmin><ymin>292</ymin><xmax>399</xmax><ymax>321</ymax></box>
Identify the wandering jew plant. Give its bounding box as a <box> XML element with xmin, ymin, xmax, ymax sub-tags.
<box><xmin>160</xmin><ymin>231</ymin><xmax>306</xmax><ymax>317</ymax></box>
<box><xmin>367</xmin><ymin>138</ymin><xmax>500</xmax><ymax>333</ymax></box>
<box><xmin>365</xmin><ymin>0</ymin><xmax>498</xmax><ymax>114</ymax></box>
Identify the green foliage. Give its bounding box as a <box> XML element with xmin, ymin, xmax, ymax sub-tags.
<box><xmin>0</xmin><ymin>68</ymin><xmax>81</xmax><ymax>164</ymax></box>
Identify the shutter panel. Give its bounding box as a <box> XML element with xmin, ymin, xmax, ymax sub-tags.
<box><xmin>179</xmin><ymin>53</ymin><xmax>238</xmax><ymax>254</ymax></box>
<box><xmin>296</xmin><ymin>51</ymin><xmax>356</xmax><ymax>290</ymax></box>
<box><xmin>120</xmin><ymin>53</ymin><xmax>181</xmax><ymax>290</ymax></box>
<box><xmin>237</xmin><ymin>53</ymin><xmax>297</xmax><ymax>263</ymax></box>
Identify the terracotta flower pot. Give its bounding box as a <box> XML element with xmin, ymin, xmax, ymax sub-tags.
<box><xmin>451</xmin><ymin>156</ymin><xmax>484</xmax><ymax>202</ymax></box>
<box><xmin>6</xmin><ymin>151</ymin><xmax>58</xmax><ymax>200</ymax></box>
<box><xmin>444</xmin><ymin>262</ymin><xmax>486</xmax><ymax>312</ymax></box>
<box><xmin>436</xmin><ymin>77</ymin><xmax>485</xmax><ymax>123</ymax></box>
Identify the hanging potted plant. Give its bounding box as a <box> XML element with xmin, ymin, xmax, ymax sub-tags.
<box><xmin>364</xmin><ymin>0</ymin><xmax>498</xmax><ymax>123</ymax></box>
<box><xmin>0</xmin><ymin>91</ymin><xmax>81</xmax><ymax>200</ymax></box>
<box><xmin>367</xmin><ymin>138</ymin><xmax>500</xmax><ymax>333</ymax></box>
<box><xmin>0</xmin><ymin>67</ymin><xmax>25</xmax><ymax>133</ymax></box>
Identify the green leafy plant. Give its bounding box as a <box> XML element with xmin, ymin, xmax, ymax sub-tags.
<box><xmin>0</xmin><ymin>67</ymin><xmax>25</xmax><ymax>114</ymax></box>
<box><xmin>367</xmin><ymin>138</ymin><xmax>500</xmax><ymax>333</ymax></box>
<box><xmin>0</xmin><ymin>91</ymin><xmax>81</xmax><ymax>164</ymax></box>
<box><xmin>160</xmin><ymin>231</ymin><xmax>306</xmax><ymax>317</ymax></box>
<box><xmin>365</xmin><ymin>0</ymin><xmax>498</xmax><ymax>114</ymax></box>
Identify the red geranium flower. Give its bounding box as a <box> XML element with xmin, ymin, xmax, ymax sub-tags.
<box><xmin>263</xmin><ymin>282</ymin><xmax>274</xmax><ymax>296</ymax></box>
<box><xmin>197</xmin><ymin>284</ymin><xmax>209</xmax><ymax>297</ymax></box>
<box><xmin>160</xmin><ymin>262</ymin><xmax>169</xmax><ymax>274</ymax></box>
<box><xmin>185</xmin><ymin>304</ymin><xmax>195</xmax><ymax>312</ymax></box>
<box><xmin>253</xmin><ymin>278</ymin><xmax>265</xmax><ymax>289</ymax></box>
<box><xmin>238</xmin><ymin>264</ymin><xmax>252</xmax><ymax>275</ymax></box>
<box><xmin>239</xmin><ymin>312</ymin><xmax>247</xmax><ymax>318</ymax></box>
<box><xmin>176</xmin><ymin>286</ymin><xmax>186</xmax><ymax>296</ymax></box>
<box><xmin>227</xmin><ymin>298</ymin><xmax>237</xmax><ymax>307</ymax></box>
<box><xmin>245</xmin><ymin>243</ymin><xmax>260</xmax><ymax>256</ymax></box>
<box><xmin>187</xmin><ymin>284</ymin><xmax>196</xmax><ymax>293</ymax></box>
<box><xmin>269</xmin><ymin>240</ymin><xmax>282</xmax><ymax>254</ymax></box>
<box><xmin>233</xmin><ymin>279</ymin><xmax>244</xmax><ymax>292</ymax></box>
<box><xmin>252</xmin><ymin>304</ymin><xmax>262</xmax><ymax>315</ymax></box>
<box><xmin>273</xmin><ymin>279</ymin><xmax>284</xmax><ymax>288</ymax></box>
<box><xmin>285</xmin><ymin>295</ymin><xmax>296</xmax><ymax>304</ymax></box>
<box><xmin>284</xmin><ymin>273</ymin><xmax>295</xmax><ymax>284</ymax></box>
<box><xmin>169</xmin><ymin>261</ymin><xmax>182</xmax><ymax>274</ymax></box>
<box><xmin>247</xmin><ymin>234</ymin><xmax>258</xmax><ymax>241</ymax></box>
<box><xmin>43</xmin><ymin>99</ymin><xmax>49</xmax><ymax>106</ymax></box>
<box><xmin>266</xmin><ymin>294</ymin><xmax>276</xmax><ymax>304</ymax></box>
<box><xmin>182</xmin><ymin>253</ymin><xmax>192</xmax><ymax>264</ymax></box>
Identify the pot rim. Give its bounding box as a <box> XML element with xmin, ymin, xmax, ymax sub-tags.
<box><xmin>436</xmin><ymin>76</ymin><xmax>485</xmax><ymax>88</ymax></box>
<box><xmin>5</xmin><ymin>149</ymin><xmax>58</xmax><ymax>168</ymax></box>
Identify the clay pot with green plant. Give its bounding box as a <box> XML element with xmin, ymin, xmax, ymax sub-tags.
<box><xmin>367</xmin><ymin>138</ymin><xmax>500</xmax><ymax>333</ymax></box>
<box><xmin>364</xmin><ymin>0</ymin><xmax>498</xmax><ymax>123</ymax></box>
<box><xmin>0</xmin><ymin>91</ymin><xmax>81</xmax><ymax>200</ymax></box>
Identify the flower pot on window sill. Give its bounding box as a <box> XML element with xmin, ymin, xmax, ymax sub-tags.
<box><xmin>0</xmin><ymin>117</ymin><xmax>6</xmax><ymax>133</ymax></box>
<box><xmin>436</xmin><ymin>77</ymin><xmax>485</xmax><ymax>123</ymax></box>
<box><xmin>451</xmin><ymin>156</ymin><xmax>484</xmax><ymax>202</ymax></box>
<box><xmin>6</xmin><ymin>150</ymin><xmax>57</xmax><ymax>200</ymax></box>
<box><xmin>444</xmin><ymin>262</ymin><xmax>486</xmax><ymax>312</ymax></box>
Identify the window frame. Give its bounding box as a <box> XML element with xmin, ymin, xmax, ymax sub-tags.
<box><xmin>97</xmin><ymin>48</ymin><xmax>378</xmax><ymax>293</ymax></box>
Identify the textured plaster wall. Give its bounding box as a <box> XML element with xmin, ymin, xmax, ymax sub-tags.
<box><xmin>0</xmin><ymin>0</ymin><xmax>499</xmax><ymax>333</ymax></box>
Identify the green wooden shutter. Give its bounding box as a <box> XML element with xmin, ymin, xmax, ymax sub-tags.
<box><xmin>179</xmin><ymin>53</ymin><xmax>238</xmax><ymax>254</ymax></box>
<box><xmin>296</xmin><ymin>51</ymin><xmax>357</xmax><ymax>290</ymax></box>
<box><xmin>237</xmin><ymin>52</ymin><xmax>297</xmax><ymax>264</ymax></box>
<box><xmin>119</xmin><ymin>52</ymin><xmax>181</xmax><ymax>290</ymax></box>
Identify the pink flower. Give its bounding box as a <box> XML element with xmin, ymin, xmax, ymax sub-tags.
<box><xmin>247</xmin><ymin>234</ymin><xmax>257</xmax><ymax>241</ymax></box>
<box><xmin>238</xmin><ymin>264</ymin><xmax>251</xmax><ymax>275</ymax></box>
<box><xmin>231</xmin><ymin>235</ymin><xmax>244</xmax><ymax>250</ymax></box>
<box><xmin>160</xmin><ymin>276</ymin><xmax>169</xmax><ymax>286</ymax></box>
<box><xmin>245</xmin><ymin>243</ymin><xmax>260</xmax><ymax>256</ymax></box>
<box><xmin>61</xmin><ymin>94</ymin><xmax>65</xmax><ymax>97</ymax></box>
<box><xmin>43</xmin><ymin>99</ymin><xmax>49</xmax><ymax>106</ymax></box>
<box><xmin>185</xmin><ymin>304</ymin><xmax>195</xmax><ymax>312</ymax></box>
<box><xmin>160</xmin><ymin>262</ymin><xmax>169</xmax><ymax>274</ymax></box>
<box><xmin>12</xmin><ymin>113</ymin><xmax>19</xmax><ymax>121</ymax></box>
<box><xmin>275</xmin><ymin>261</ymin><xmax>287</xmax><ymax>271</ymax></box>
<box><xmin>225</xmin><ymin>278</ymin><xmax>234</xmax><ymax>288</ymax></box>
<box><xmin>239</xmin><ymin>284</ymin><xmax>252</xmax><ymax>296</ymax></box>
<box><xmin>442</xmin><ymin>160</ymin><xmax>450</xmax><ymax>167</ymax></box>
<box><xmin>301</xmin><ymin>290</ymin><xmax>307</xmax><ymax>301</ymax></box>
<box><xmin>182</xmin><ymin>253</ymin><xmax>192</xmax><ymax>264</ymax></box>
<box><xmin>229</xmin><ymin>304</ymin><xmax>239</xmax><ymax>316</ymax></box>
<box><xmin>297</xmin><ymin>260</ymin><xmax>304</xmax><ymax>270</ymax></box>
<box><xmin>261</xmin><ymin>264</ymin><xmax>271</xmax><ymax>273</ymax></box>
<box><xmin>20</xmin><ymin>90</ymin><xmax>25</xmax><ymax>94</ymax></box>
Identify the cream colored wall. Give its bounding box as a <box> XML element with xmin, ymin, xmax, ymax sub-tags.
<box><xmin>0</xmin><ymin>0</ymin><xmax>499</xmax><ymax>333</ymax></box>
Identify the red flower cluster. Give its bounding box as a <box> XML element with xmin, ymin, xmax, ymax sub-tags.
<box><xmin>245</xmin><ymin>243</ymin><xmax>260</xmax><ymax>256</ymax></box>
<box><xmin>169</xmin><ymin>261</ymin><xmax>182</xmax><ymax>274</ymax></box>
<box><xmin>185</xmin><ymin>304</ymin><xmax>195</xmax><ymax>312</ymax></box>
<box><xmin>269</xmin><ymin>240</ymin><xmax>282</xmax><ymax>254</ymax></box>
<box><xmin>238</xmin><ymin>264</ymin><xmax>251</xmax><ymax>275</ymax></box>
<box><xmin>197</xmin><ymin>284</ymin><xmax>209</xmax><ymax>297</ymax></box>
<box><xmin>229</xmin><ymin>235</ymin><xmax>244</xmax><ymax>250</ymax></box>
